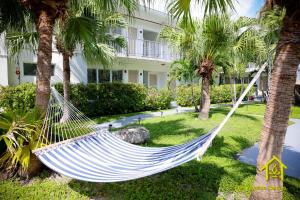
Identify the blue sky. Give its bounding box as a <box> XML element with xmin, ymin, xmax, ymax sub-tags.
<box><xmin>148</xmin><ymin>0</ymin><xmax>266</xmax><ymax>19</ymax></box>
<box><xmin>235</xmin><ymin>0</ymin><xmax>265</xmax><ymax>18</ymax></box>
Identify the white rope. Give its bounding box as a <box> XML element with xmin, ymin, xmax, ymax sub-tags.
<box><xmin>197</xmin><ymin>61</ymin><xmax>268</xmax><ymax>159</ymax></box>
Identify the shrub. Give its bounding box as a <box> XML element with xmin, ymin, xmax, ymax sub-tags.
<box><xmin>176</xmin><ymin>84</ymin><xmax>256</xmax><ymax>106</ymax></box>
<box><xmin>176</xmin><ymin>85</ymin><xmax>201</xmax><ymax>107</ymax></box>
<box><xmin>145</xmin><ymin>88</ymin><xmax>173</xmax><ymax>110</ymax></box>
<box><xmin>0</xmin><ymin>83</ymin><xmax>36</xmax><ymax>112</ymax></box>
<box><xmin>0</xmin><ymin>108</ymin><xmax>44</xmax><ymax>177</ymax></box>
<box><xmin>54</xmin><ymin>83</ymin><xmax>171</xmax><ymax>117</ymax></box>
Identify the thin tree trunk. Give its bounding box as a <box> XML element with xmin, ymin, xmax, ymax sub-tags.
<box><xmin>250</xmin><ymin>17</ymin><xmax>300</xmax><ymax>200</ymax></box>
<box><xmin>60</xmin><ymin>52</ymin><xmax>71</xmax><ymax>122</ymax></box>
<box><xmin>199</xmin><ymin>75</ymin><xmax>210</xmax><ymax>119</ymax></box>
<box><xmin>233</xmin><ymin>77</ymin><xmax>237</xmax><ymax>104</ymax></box>
<box><xmin>35</xmin><ymin>10</ymin><xmax>55</xmax><ymax>112</ymax></box>
<box><xmin>191</xmin><ymin>83</ymin><xmax>199</xmax><ymax>112</ymax></box>
<box><xmin>229</xmin><ymin>76</ymin><xmax>235</xmax><ymax>105</ymax></box>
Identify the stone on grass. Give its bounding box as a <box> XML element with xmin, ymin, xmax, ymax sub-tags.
<box><xmin>112</xmin><ymin>126</ymin><xmax>150</xmax><ymax>144</ymax></box>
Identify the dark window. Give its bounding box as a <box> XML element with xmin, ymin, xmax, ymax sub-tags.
<box><xmin>99</xmin><ymin>70</ymin><xmax>110</xmax><ymax>83</ymax></box>
<box><xmin>23</xmin><ymin>63</ymin><xmax>54</xmax><ymax>76</ymax></box>
<box><xmin>87</xmin><ymin>69</ymin><xmax>97</xmax><ymax>83</ymax></box>
<box><xmin>112</xmin><ymin>70</ymin><xmax>123</xmax><ymax>82</ymax></box>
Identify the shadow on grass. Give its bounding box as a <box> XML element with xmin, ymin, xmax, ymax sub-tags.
<box><xmin>68</xmin><ymin>161</ymin><xmax>226</xmax><ymax>200</ymax></box>
<box><xmin>209</xmin><ymin>108</ymin><xmax>260</xmax><ymax>121</ymax></box>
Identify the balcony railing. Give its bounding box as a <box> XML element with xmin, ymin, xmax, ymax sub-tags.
<box><xmin>115</xmin><ymin>38</ymin><xmax>178</xmax><ymax>61</ymax></box>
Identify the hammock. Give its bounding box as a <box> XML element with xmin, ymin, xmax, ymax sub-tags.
<box><xmin>33</xmin><ymin>62</ymin><xmax>268</xmax><ymax>182</ymax></box>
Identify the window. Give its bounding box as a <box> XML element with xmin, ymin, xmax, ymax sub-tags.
<box><xmin>87</xmin><ymin>69</ymin><xmax>97</xmax><ymax>83</ymax></box>
<box><xmin>99</xmin><ymin>70</ymin><xmax>110</xmax><ymax>83</ymax></box>
<box><xmin>112</xmin><ymin>70</ymin><xmax>123</xmax><ymax>82</ymax></box>
<box><xmin>23</xmin><ymin>63</ymin><xmax>54</xmax><ymax>76</ymax></box>
<box><xmin>111</xmin><ymin>27</ymin><xmax>123</xmax><ymax>35</ymax></box>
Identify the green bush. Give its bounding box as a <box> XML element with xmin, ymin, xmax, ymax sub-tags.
<box><xmin>145</xmin><ymin>88</ymin><xmax>173</xmax><ymax>110</ymax></box>
<box><xmin>0</xmin><ymin>83</ymin><xmax>36</xmax><ymax>112</ymax></box>
<box><xmin>54</xmin><ymin>83</ymin><xmax>172</xmax><ymax>117</ymax></box>
<box><xmin>0</xmin><ymin>83</ymin><xmax>172</xmax><ymax>117</ymax></box>
<box><xmin>176</xmin><ymin>84</ymin><xmax>256</xmax><ymax>106</ymax></box>
<box><xmin>176</xmin><ymin>85</ymin><xmax>201</xmax><ymax>107</ymax></box>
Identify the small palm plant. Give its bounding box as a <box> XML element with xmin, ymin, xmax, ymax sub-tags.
<box><xmin>0</xmin><ymin>108</ymin><xmax>45</xmax><ymax>178</ymax></box>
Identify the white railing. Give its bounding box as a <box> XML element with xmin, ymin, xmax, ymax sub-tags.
<box><xmin>115</xmin><ymin>38</ymin><xmax>178</xmax><ymax>61</ymax></box>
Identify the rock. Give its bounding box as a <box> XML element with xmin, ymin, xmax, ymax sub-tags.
<box><xmin>112</xmin><ymin>126</ymin><xmax>150</xmax><ymax>144</ymax></box>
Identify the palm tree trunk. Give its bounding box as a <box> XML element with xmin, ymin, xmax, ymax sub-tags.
<box><xmin>199</xmin><ymin>74</ymin><xmax>210</xmax><ymax>119</ymax></box>
<box><xmin>60</xmin><ymin>52</ymin><xmax>71</xmax><ymax>122</ymax></box>
<box><xmin>250</xmin><ymin>16</ymin><xmax>300</xmax><ymax>200</ymax></box>
<box><xmin>35</xmin><ymin>10</ymin><xmax>55</xmax><ymax>112</ymax></box>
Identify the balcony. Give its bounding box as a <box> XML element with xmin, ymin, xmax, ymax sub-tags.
<box><xmin>115</xmin><ymin>38</ymin><xmax>178</xmax><ymax>62</ymax></box>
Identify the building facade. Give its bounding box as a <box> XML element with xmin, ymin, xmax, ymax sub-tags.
<box><xmin>0</xmin><ymin>7</ymin><xmax>177</xmax><ymax>89</ymax></box>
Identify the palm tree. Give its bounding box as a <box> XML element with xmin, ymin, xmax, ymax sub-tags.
<box><xmin>54</xmin><ymin>6</ymin><xmax>127</xmax><ymax>121</ymax></box>
<box><xmin>168</xmin><ymin>1</ymin><xmax>300</xmax><ymax>199</ymax></box>
<box><xmin>169</xmin><ymin>60</ymin><xmax>199</xmax><ymax>111</ymax></box>
<box><xmin>0</xmin><ymin>0</ymin><xmax>137</xmax><ymax>113</ymax></box>
<box><xmin>250</xmin><ymin>2</ymin><xmax>300</xmax><ymax>199</ymax></box>
<box><xmin>160</xmin><ymin>16</ymin><xmax>232</xmax><ymax>119</ymax></box>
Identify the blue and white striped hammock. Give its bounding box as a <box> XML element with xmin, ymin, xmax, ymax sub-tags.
<box><xmin>33</xmin><ymin>62</ymin><xmax>267</xmax><ymax>182</ymax></box>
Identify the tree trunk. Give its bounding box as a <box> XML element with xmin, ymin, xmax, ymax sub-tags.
<box><xmin>229</xmin><ymin>76</ymin><xmax>236</xmax><ymax>105</ymax></box>
<box><xmin>35</xmin><ymin>10</ymin><xmax>55</xmax><ymax>112</ymax></box>
<box><xmin>250</xmin><ymin>16</ymin><xmax>300</xmax><ymax>200</ymax></box>
<box><xmin>199</xmin><ymin>74</ymin><xmax>210</xmax><ymax>119</ymax></box>
<box><xmin>191</xmin><ymin>83</ymin><xmax>199</xmax><ymax>112</ymax></box>
<box><xmin>60</xmin><ymin>52</ymin><xmax>71</xmax><ymax>122</ymax></box>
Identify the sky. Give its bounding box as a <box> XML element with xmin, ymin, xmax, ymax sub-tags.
<box><xmin>147</xmin><ymin>0</ymin><xmax>266</xmax><ymax>19</ymax></box>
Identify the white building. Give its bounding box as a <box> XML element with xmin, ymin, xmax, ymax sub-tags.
<box><xmin>0</xmin><ymin>7</ymin><xmax>177</xmax><ymax>89</ymax></box>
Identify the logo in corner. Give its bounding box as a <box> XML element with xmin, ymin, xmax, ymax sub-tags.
<box><xmin>261</xmin><ymin>155</ymin><xmax>287</xmax><ymax>181</ymax></box>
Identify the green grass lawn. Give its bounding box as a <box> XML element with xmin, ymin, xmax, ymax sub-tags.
<box><xmin>1</xmin><ymin>104</ymin><xmax>299</xmax><ymax>200</ymax></box>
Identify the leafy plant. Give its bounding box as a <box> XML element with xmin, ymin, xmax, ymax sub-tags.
<box><xmin>0</xmin><ymin>108</ymin><xmax>44</xmax><ymax>175</ymax></box>
<box><xmin>0</xmin><ymin>83</ymin><xmax>36</xmax><ymax>112</ymax></box>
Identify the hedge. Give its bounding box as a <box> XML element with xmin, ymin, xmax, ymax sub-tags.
<box><xmin>176</xmin><ymin>84</ymin><xmax>256</xmax><ymax>107</ymax></box>
<box><xmin>0</xmin><ymin>83</ymin><xmax>173</xmax><ymax>117</ymax></box>
<box><xmin>0</xmin><ymin>83</ymin><xmax>36</xmax><ymax>112</ymax></box>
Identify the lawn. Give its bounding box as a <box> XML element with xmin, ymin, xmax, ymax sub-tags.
<box><xmin>0</xmin><ymin>104</ymin><xmax>299</xmax><ymax>199</ymax></box>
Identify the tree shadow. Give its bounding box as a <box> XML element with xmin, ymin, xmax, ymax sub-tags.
<box><xmin>209</xmin><ymin>108</ymin><xmax>260</xmax><ymax>121</ymax></box>
<box><xmin>68</xmin><ymin>161</ymin><xmax>226</xmax><ymax>200</ymax></box>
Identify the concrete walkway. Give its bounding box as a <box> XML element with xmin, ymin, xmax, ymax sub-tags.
<box><xmin>95</xmin><ymin>107</ymin><xmax>195</xmax><ymax>129</ymax></box>
<box><xmin>237</xmin><ymin>119</ymin><xmax>300</xmax><ymax>179</ymax></box>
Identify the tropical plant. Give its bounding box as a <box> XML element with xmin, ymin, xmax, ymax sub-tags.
<box><xmin>167</xmin><ymin>0</ymin><xmax>300</xmax><ymax>199</ymax></box>
<box><xmin>162</xmin><ymin>15</ymin><xmax>234</xmax><ymax>119</ymax></box>
<box><xmin>169</xmin><ymin>60</ymin><xmax>199</xmax><ymax>111</ymax></box>
<box><xmin>0</xmin><ymin>0</ymin><xmax>138</xmax><ymax>113</ymax></box>
<box><xmin>55</xmin><ymin>6</ymin><xmax>127</xmax><ymax>121</ymax></box>
<box><xmin>0</xmin><ymin>108</ymin><xmax>45</xmax><ymax>178</ymax></box>
<box><xmin>250</xmin><ymin>2</ymin><xmax>300</xmax><ymax>199</ymax></box>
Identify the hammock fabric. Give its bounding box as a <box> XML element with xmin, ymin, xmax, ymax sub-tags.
<box><xmin>35</xmin><ymin>130</ymin><xmax>211</xmax><ymax>182</ymax></box>
<box><xmin>33</xmin><ymin>62</ymin><xmax>268</xmax><ymax>183</ymax></box>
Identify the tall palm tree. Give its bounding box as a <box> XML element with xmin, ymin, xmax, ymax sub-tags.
<box><xmin>168</xmin><ymin>1</ymin><xmax>300</xmax><ymax>199</ymax></box>
<box><xmin>250</xmin><ymin>2</ymin><xmax>300</xmax><ymax>199</ymax></box>
<box><xmin>0</xmin><ymin>0</ymin><xmax>137</xmax><ymax>113</ymax></box>
<box><xmin>54</xmin><ymin>5</ymin><xmax>127</xmax><ymax>121</ymax></box>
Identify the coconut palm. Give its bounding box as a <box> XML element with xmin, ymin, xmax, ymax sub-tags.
<box><xmin>0</xmin><ymin>0</ymin><xmax>137</xmax><ymax>113</ymax></box>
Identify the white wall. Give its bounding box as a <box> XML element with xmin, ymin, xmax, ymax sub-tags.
<box><xmin>0</xmin><ymin>33</ymin><xmax>9</xmax><ymax>86</ymax></box>
<box><xmin>297</xmin><ymin>65</ymin><xmax>300</xmax><ymax>85</ymax></box>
